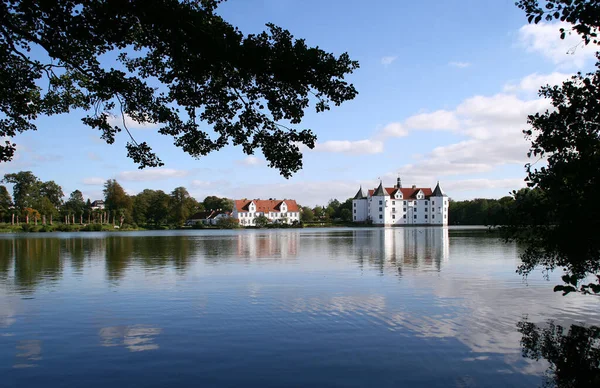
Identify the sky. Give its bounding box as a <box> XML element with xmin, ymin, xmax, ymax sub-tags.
<box><xmin>1</xmin><ymin>0</ymin><xmax>598</xmax><ymax>206</ymax></box>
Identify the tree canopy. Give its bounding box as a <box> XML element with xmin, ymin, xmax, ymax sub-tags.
<box><xmin>0</xmin><ymin>0</ymin><xmax>358</xmax><ymax>177</ymax></box>
<box><xmin>505</xmin><ymin>0</ymin><xmax>600</xmax><ymax>294</ymax></box>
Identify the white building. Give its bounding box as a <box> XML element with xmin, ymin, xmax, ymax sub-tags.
<box><xmin>186</xmin><ymin>210</ymin><xmax>231</xmax><ymax>226</ymax></box>
<box><xmin>233</xmin><ymin>199</ymin><xmax>300</xmax><ymax>226</ymax></box>
<box><xmin>352</xmin><ymin>178</ymin><xmax>449</xmax><ymax>226</ymax></box>
<box><xmin>91</xmin><ymin>200</ymin><xmax>105</xmax><ymax>210</ymax></box>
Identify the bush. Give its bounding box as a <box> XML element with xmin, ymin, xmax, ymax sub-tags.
<box><xmin>216</xmin><ymin>217</ymin><xmax>239</xmax><ymax>229</ymax></box>
<box><xmin>82</xmin><ymin>223</ymin><xmax>103</xmax><ymax>232</ymax></box>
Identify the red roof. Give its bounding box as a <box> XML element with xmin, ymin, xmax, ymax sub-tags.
<box><xmin>367</xmin><ymin>187</ymin><xmax>434</xmax><ymax>199</ymax></box>
<box><xmin>234</xmin><ymin>199</ymin><xmax>300</xmax><ymax>213</ymax></box>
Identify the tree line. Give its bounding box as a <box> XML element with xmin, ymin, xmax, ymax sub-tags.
<box><xmin>0</xmin><ymin>171</ymin><xmax>233</xmax><ymax>228</ymax></box>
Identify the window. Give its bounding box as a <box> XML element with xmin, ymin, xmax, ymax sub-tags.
<box><xmin>413</xmin><ymin>214</ymin><xmax>417</xmax><ymax>219</ymax></box>
<box><xmin>432</xmin><ymin>201</ymin><xmax>435</xmax><ymax>205</ymax></box>
<box><xmin>379</xmin><ymin>215</ymin><xmax>383</xmax><ymax>219</ymax></box>
<box><xmin>392</xmin><ymin>208</ymin><xmax>396</xmax><ymax>213</ymax></box>
<box><xmin>425</xmin><ymin>215</ymin><xmax>428</xmax><ymax>219</ymax></box>
<box><xmin>354</xmin><ymin>209</ymin><xmax>356</xmax><ymax>214</ymax></box>
<box><xmin>403</xmin><ymin>215</ymin><xmax>406</xmax><ymax>219</ymax></box>
<box><xmin>392</xmin><ymin>215</ymin><xmax>396</xmax><ymax>219</ymax></box>
<box><xmin>353</xmin><ymin>216</ymin><xmax>356</xmax><ymax>220</ymax></box>
<box><xmin>353</xmin><ymin>203</ymin><xmax>356</xmax><ymax>207</ymax></box>
<box><xmin>425</xmin><ymin>201</ymin><xmax>428</xmax><ymax>205</ymax></box>
<box><xmin>432</xmin><ymin>215</ymin><xmax>435</xmax><ymax>219</ymax></box>
<box><xmin>392</xmin><ymin>200</ymin><xmax>395</xmax><ymax>205</ymax></box>
<box><xmin>379</xmin><ymin>207</ymin><xmax>382</xmax><ymax>211</ymax></box>
<box><xmin>425</xmin><ymin>208</ymin><xmax>428</xmax><ymax>212</ymax></box>
<box><xmin>444</xmin><ymin>214</ymin><xmax>447</xmax><ymax>219</ymax></box>
<box><xmin>432</xmin><ymin>208</ymin><xmax>435</xmax><ymax>212</ymax></box>
<box><xmin>414</xmin><ymin>201</ymin><xmax>417</xmax><ymax>205</ymax></box>
<box><xmin>379</xmin><ymin>200</ymin><xmax>382</xmax><ymax>205</ymax></box>
<box><xmin>403</xmin><ymin>201</ymin><xmax>407</xmax><ymax>205</ymax></box>
<box><xmin>414</xmin><ymin>208</ymin><xmax>417</xmax><ymax>212</ymax></box>
<box><xmin>403</xmin><ymin>208</ymin><xmax>406</xmax><ymax>212</ymax></box>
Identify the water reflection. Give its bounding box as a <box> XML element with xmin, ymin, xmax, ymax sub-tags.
<box><xmin>99</xmin><ymin>325</ymin><xmax>162</xmax><ymax>352</ymax></box>
<box><xmin>518</xmin><ymin>320</ymin><xmax>600</xmax><ymax>387</ymax></box>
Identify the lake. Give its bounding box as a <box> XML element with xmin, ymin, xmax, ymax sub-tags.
<box><xmin>1</xmin><ymin>227</ymin><xmax>599</xmax><ymax>387</ymax></box>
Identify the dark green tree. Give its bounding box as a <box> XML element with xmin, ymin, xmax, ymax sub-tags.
<box><xmin>505</xmin><ymin>1</ymin><xmax>600</xmax><ymax>294</ymax></box>
<box><xmin>147</xmin><ymin>190</ymin><xmax>170</xmax><ymax>226</ymax></box>
<box><xmin>62</xmin><ymin>189</ymin><xmax>85</xmax><ymax>217</ymax></box>
<box><xmin>300</xmin><ymin>206</ymin><xmax>314</xmax><ymax>222</ymax></box>
<box><xmin>103</xmin><ymin>179</ymin><xmax>132</xmax><ymax>222</ymax></box>
<box><xmin>203</xmin><ymin>195</ymin><xmax>233</xmax><ymax>211</ymax></box>
<box><xmin>169</xmin><ymin>187</ymin><xmax>197</xmax><ymax>226</ymax></box>
<box><xmin>2</xmin><ymin>171</ymin><xmax>40</xmax><ymax>209</ymax></box>
<box><xmin>254</xmin><ymin>214</ymin><xmax>269</xmax><ymax>228</ymax></box>
<box><xmin>39</xmin><ymin>181</ymin><xmax>64</xmax><ymax>208</ymax></box>
<box><xmin>0</xmin><ymin>185</ymin><xmax>12</xmax><ymax>221</ymax></box>
<box><xmin>0</xmin><ymin>0</ymin><xmax>358</xmax><ymax>177</ymax></box>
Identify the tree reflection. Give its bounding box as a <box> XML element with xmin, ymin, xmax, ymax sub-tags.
<box><xmin>518</xmin><ymin>319</ymin><xmax>600</xmax><ymax>387</ymax></box>
<box><xmin>13</xmin><ymin>238</ymin><xmax>62</xmax><ymax>293</ymax></box>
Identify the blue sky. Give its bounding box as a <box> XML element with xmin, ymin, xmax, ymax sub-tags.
<box><xmin>2</xmin><ymin>0</ymin><xmax>597</xmax><ymax>206</ymax></box>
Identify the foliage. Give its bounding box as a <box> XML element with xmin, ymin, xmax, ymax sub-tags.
<box><xmin>169</xmin><ymin>186</ymin><xmax>198</xmax><ymax>226</ymax></box>
<box><xmin>103</xmin><ymin>179</ymin><xmax>132</xmax><ymax>222</ymax></box>
<box><xmin>449</xmin><ymin>196</ymin><xmax>514</xmax><ymax>225</ymax></box>
<box><xmin>518</xmin><ymin>319</ymin><xmax>600</xmax><ymax>387</ymax></box>
<box><xmin>505</xmin><ymin>2</ymin><xmax>600</xmax><ymax>294</ymax></box>
<box><xmin>301</xmin><ymin>206</ymin><xmax>314</xmax><ymax>222</ymax></box>
<box><xmin>2</xmin><ymin>171</ymin><xmax>41</xmax><ymax>209</ymax></box>
<box><xmin>216</xmin><ymin>216</ymin><xmax>239</xmax><ymax>229</ymax></box>
<box><xmin>254</xmin><ymin>214</ymin><xmax>269</xmax><ymax>228</ymax></box>
<box><xmin>0</xmin><ymin>185</ymin><xmax>11</xmax><ymax>221</ymax></box>
<box><xmin>62</xmin><ymin>189</ymin><xmax>86</xmax><ymax>217</ymax></box>
<box><xmin>0</xmin><ymin>0</ymin><xmax>358</xmax><ymax>177</ymax></box>
<box><xmin>203</xmin><ymin>196</ymin><xmax>232</xmax><ymax>211</ymax></box>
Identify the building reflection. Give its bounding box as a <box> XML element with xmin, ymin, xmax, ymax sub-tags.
<box><xmin>352</xmin><ymin>227</ymin><xmax>449</xmax><ymax>274</ymax></box>
<box><xmin>236</xmin><ymin>231</ymin><xmax>298</xmax><ymax>259</ymax></box>
<box><xmin>99</xmin><ymin>325</ymin><xmax>162</xmax><ymax>352</ymax></box>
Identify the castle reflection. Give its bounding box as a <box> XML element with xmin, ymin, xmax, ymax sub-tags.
<box><xmin>349</xmin><ymin>227</ymin><xmax>449</xmax><ymax>274</ymax></box>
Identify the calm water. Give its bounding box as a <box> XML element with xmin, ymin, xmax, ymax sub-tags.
<box><xmin>1</xmin><ymin>227</ymin><xmax>599</xmax><ymax>387</ymax></box>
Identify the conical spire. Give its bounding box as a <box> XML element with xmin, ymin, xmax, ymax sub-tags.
<box><xmin>373</xmin><ymin>181</ymin><xmax>387</xmax><ymax>196</ymax></box>
<box><xmin>432</xmin><ymin>181</ymin><xmax>447</xmax><ymax>197</ymax></box>
<box><xmin>353</xmin><ymin>186</ymin><xmax>366</xmax><ymax>199</ymax></box>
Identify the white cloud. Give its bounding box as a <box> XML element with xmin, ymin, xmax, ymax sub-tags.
<box><xmin>376</xmin><ymin>122</ymin><xmax>409</xmax><ymax>138</ymax></box>
<box><xmin>381</xmin><ymin>56</ymin><xmax>397</xmax><ymax>66</ymax></box>
<box><xmin>82</xmin><ymin>177</ymin><xmax>106</xmax><ymax>186</ymax></box>
<box><xmin>237</xmin><ymin>156</ymin><xmax>264</xmax><ymax>166</ymax></box>
<box><xmin>504</xmin><ymin>72</ymin><xmax>573</xmax><ymax>92</ymax></box>
<box><xmin>518</xmin><ymin>22</ymin><xmax>597</xmax><ymax>69</ymax></box>
<box><xmin>404</xmin><ymin>110</ymin><xmax>460</xmax><ymax>131</ymax></box>
<box><xmin>449</xmin><ymin>61</ymin><xmax>471</xmax><ymax>68</ymax></box>
<box><xmin>313</xmin><ymin>139</ymin><xmax>384</xmax><ymax>155</ymax></box>
<box><xmin>107</xmin><ymin>113</ymin><xmax>158</xmax><ymax>129</ymax></box>
<box><xmin>190</xmin><ymin>179</ymin><xmax>229</xmax><ymax>189</ymax></box>
<box><xmin>117</xmin><ymin>168</ymin><xmax>189</xmax><ymax>182</ymax></box>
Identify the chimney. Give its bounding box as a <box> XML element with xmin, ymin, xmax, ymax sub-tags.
<box><xmin>396</xmin><ymin>176</ymin><xmax>402</xmax><ymax>189</ymax></box>
<box><xmin>412</xmin><ymin>185</ymin><xmax>416</xmax><ymax>189</ymax></box>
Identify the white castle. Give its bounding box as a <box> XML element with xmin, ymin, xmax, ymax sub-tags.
<box><xmin>352</xmin><ymin>177</ymin><xmax>448</xmax><ymax>226</ymax></box>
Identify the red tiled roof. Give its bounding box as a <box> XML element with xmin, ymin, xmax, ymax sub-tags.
<box><xmin>367</xmin><ymin>187</ymin><xmax>434</xmax><ymax>199</ymax></box>
<box><xmin>234</xmin><ymin>199</ymin><xmax>300</xmax><ymax>213</ymax></box>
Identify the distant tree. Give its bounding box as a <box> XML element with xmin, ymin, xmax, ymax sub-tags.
<box><xmin>325</xmin><ymin>206</ymin><xmax>335</xmax><ymax>220</ymax></box>
<box><xmin>38</xmin><ymin>197</ymin><xmax>59</xmax><ymax>220</ymax></box>
<box><xmin>301</xmin><ymin>206</ymin><xmax>314</xmax><ymax>222</ymax></box>
<box><xmin>0</xmin><ymin>185</ymin><xmax>12</xmax><ymax>222</ymax></box>
<box><xmin>254</xmin><ymin>214</ymin><xmax>269</xmax><ymax>228</ymax></box>
<box><xmin>148</xmin><ymin>190</ymin><xmax>170</xmax><ymax>226</ymax></box>
<box><xmin>103</xmin><ymin>179</ymin><xmax>132</xmax><ymax>222</ymax></box>
<box><xmin>313</xmin><ymin>206</ymin><xmax>325</xmax><ymax>220</ymax></box>
<box><xmin>203</xmin><ymin>196</ymin><xmax>233</xmax><ymax>211</ymax></box>
<box><xmin>39</xmin><ymin>181</ymin><xmax>64</xmax><ymax>208</ymax></box>
<box><xmin>0</xmin><ymin>1</ymin><xmax>358</xmax><ymax>177</ymax></box>
<box><xmin>63</xmin><ymin>190</ymin><xmax>85</xmax><ymax>217</ymax></box>
<box><xmin>340</xmin><ymin>208</ymin><xmax>352</xmax><ymax>222</ymax></box>
<box><xmin>132</xmin><ymin>189</ymin><xmax>155</xmax><ymax>225</ymax></box>
<box><xmin>216</xmin><ymin>217</ymin><xmax>239</xmax><ymax>229</ymax></box>
<box><xmin>2</xmin><ymin>171</ymin><xmax>41</xmax><ymax>209</ymax></box>
<box><xmin>169</xmin><ymin>187</ymin><xmax>197</xmax><ymax>226</ymax></box>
